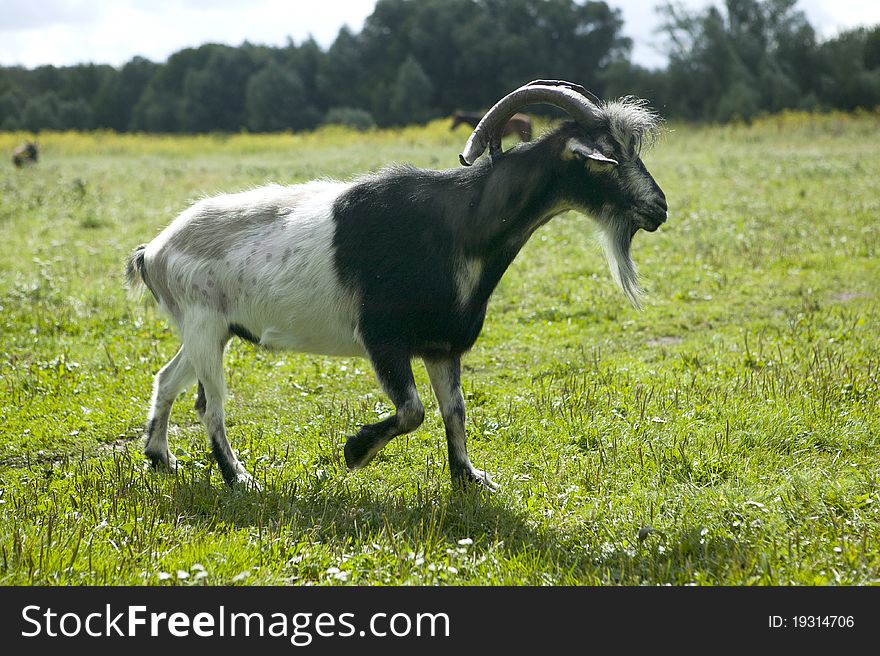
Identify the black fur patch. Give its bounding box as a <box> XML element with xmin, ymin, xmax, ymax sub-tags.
<box><xmin>331</xmin><ymin>167</ymin><xmax>513</xmax><ymax>357</ymax></box>
<box><xmin>229</xmin><ymin>323</ymin><xmax>260</xmax><ymax>345</ymax></box>
<box><xmin>210</xmin><ymin>441</ymin><xmax>241</xmax><ymax>486</ymax></box>
<box><xmin>194</xmin><ymin>381</ymin><xmax>206</xmax><ymax>417</ymax></box>
<box><xmin>331</xmin><ymin>123</ymin><xmax>664</xmax><ymax>360</ymax></box>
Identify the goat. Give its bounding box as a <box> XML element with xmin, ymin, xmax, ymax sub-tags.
<box><xmin>126</xmin><ymin>80</ymin><xmax>667</xmax><ymax>491</ymax></box>
<box><xmin>451</xmin><ymin>110</ymin><xmax>532</xmax><ymax>142</ymax></box>
<box><xmin>12</xmin><ymin>142</ymin><xmax>38</xmax><ymax>167</ymax></box>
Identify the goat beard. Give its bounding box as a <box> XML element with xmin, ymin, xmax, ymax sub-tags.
<box><xmin>597</xmin><ymin>221</ymin><xmax>643</xmax><ymax>309</ymax></box>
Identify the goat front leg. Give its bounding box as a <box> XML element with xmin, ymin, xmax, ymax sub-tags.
<box><xmin>425</xmin><ymin>356</ymin><xmax>498</xmax><ymax>491</ymax></box>
<box><xmin>345</xmin><ymin>346</ymin><xmax>425</xmax><ymax>470</ymax></box>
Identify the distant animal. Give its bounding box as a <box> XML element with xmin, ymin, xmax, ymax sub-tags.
<box><xmin>451</xmin><ymin>110</ymin><xmax>532</xmax><ymax>142</ymax></box>
<box><xmin>126</xmin><ymin>79</ymin><xmax>667</xmax><ymax>491</ymax></box>
<box><xmin>12</xmin><ymin>142</ymin><xmax>38</xmax><ymax>167</ymax></box>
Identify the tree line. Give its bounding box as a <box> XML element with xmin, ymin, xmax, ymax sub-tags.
<box><xmin>1</xmin><ymin>0</ymin><xmax>879</xmax><ymax>133</ymax></box>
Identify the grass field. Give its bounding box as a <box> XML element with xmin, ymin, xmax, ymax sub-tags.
<box><xmin>0</xmin><ymin>113</ymin><xmax>877</xmax><ymax>585</ymax></box>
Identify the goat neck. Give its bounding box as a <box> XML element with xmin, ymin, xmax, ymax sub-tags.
<box><xmin>453</xmin><ymin>131</ymin><xmax>574</xmax><ymax>256</ymax></box>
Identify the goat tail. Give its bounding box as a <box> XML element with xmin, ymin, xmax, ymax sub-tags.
<box><xmin>125</xmin><ymin>244</ymin><xmax>149</xmax><ymax>299</ymax></box>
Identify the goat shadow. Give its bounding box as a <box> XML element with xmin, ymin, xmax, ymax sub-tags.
<box><xmin>163</xmin><ymin>463</ymin><xmax>598</xmax><ymax>576</ymax></box>
<box><xmin>161</xmin><ymin>464</ymin><xmax>757</xmax><ymax>584</ymax></box>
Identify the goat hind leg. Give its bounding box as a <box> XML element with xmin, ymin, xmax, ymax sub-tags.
<box><xmin>144</xmin><ymin>346</ymin><xmax>196</xmax><ymax>472</ymax></box>
<box><xmin>184</xmin><ymin>315</ymin><xmax>258</xmax><ymax>488</ymax></box>
<box><xmin>344</xmin><ymin>346</ymin><xmax>424</xmax><ymax>470</ymax></box>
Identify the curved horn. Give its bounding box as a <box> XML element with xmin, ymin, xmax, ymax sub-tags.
<box><xmin>459</xmin><ymin>80</ymin><xmax>602</xmax><ymax>166</ymax></box>
<box><xmin>523</xmin><ymin>79</ymin><xmax>603</xmax><ymax>105</ymax></box>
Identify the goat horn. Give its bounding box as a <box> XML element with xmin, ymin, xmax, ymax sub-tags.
<box><xmin>522</xmin><ymin>79</ymin><xmax>603</xmax><ymax>105</ymax></box>
<box><xmin>459</xmin><ymin>80</ymin><xmax>602</xmax><ymax>166</ymax></box>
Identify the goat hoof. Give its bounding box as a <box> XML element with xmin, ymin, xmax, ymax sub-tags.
<box><xmin>344</xmin><ymin>434</ymin><xmax>377</xmax><ymax>470</ymax></box>
<box><xmin>146</xmin><ymin>450</ymin><xmax>177</xmax><ymax>474</ymax></box>
<box><xmin>229</xmin><ymin>471</ymin><xmax>261</xmax><ymax>491</ymax></box>
<box><xmin>455</xmin><ymin>467</ymin><xmax>499</xmax><ymax>492</ymax></box>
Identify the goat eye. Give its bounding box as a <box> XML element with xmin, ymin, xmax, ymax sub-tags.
<box><xmin>586</xmin><ymin>159</ymin><xmax>616</xmax><ymax>174</ymax></box>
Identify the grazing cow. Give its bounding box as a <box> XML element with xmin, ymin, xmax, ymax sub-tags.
<box><xmin>12</xmin><ymin>142</ymin><xmax>38</xmax><ymax>168</ymax></box>
<box><xmin>451</xmin><ymin>111</ymin><xmax>532</xmax><ymax>142</ymax></box>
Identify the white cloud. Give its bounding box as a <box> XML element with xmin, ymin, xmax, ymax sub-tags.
<box><xmin>620</xmin><ymin>0</ymin><xmax>880</xmax><ymax>69</ymax></box>
<box><xmin>0</xmin><ymin>0</ymin><xmax>878</xmax><ymax>69</ymax></box>
<box><xmin>801</xmin><ymin>0</ymin><xmax>880</xmax><ymax>37</ymax></box>
<box><xmin>0</xmin><ymin>1</ymin><xmax>100</xmax><ymax>31</ymax></box>
<box><xmin>0</xmin><ymin>0</ymin><xmax>376</xmax><ymax>67</ymax></box>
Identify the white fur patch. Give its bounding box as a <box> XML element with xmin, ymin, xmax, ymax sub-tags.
<box><xmin>601</xmin><ymin>97</ymin><xmax>663</xmax><ymax>156</ymax></box>
<box><xmin>454</xmin><ymin>256</ymin><xmax>483</xmax><ymax>308</ymax></box>
<box><xmin>596</xmin><ymin>218</ymin><xmax>643</xmax><ymax>309</ymax></box>
<box><xmin>145</xmin><ymin>181</ymin><xmax>366</xmax><ymax>357</ymax></box>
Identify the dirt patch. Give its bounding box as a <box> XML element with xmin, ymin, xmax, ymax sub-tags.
<box><xmin>833</xmin><ymin>292</ymin><xmax>868</xmax><ymax>302</ymax></box>
<box><xmin>647</xmin><ymin>336</ymin><xmax>683</xmax><ymax>347</ymax></box>
<box><xmin>97</xmin><ymin>434</ymin><xmax>141</xmax><ymax>455</ymax></box>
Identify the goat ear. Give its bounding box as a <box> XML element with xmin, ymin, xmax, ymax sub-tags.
<box><xmin>563</xmin><ymin>138</ymin><xmax>619</xmax><ymax>169</ymax></box>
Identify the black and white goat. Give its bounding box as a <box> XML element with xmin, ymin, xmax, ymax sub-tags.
<box><xmin>126</xmin><ymin>80</ymin><xmax>667</xmax><ymax>490</ymax></box>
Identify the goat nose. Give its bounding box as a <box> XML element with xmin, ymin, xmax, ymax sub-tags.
<box><xmin>656</xmin><ymin>195</ymin><xmax>668</xmax><ymax>212</ymax></box>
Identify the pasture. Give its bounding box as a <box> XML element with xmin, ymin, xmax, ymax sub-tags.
<box><xmin>0</xmin><ymin>114</ymin><xmax>877</xmax><ymax>585</ymax></box>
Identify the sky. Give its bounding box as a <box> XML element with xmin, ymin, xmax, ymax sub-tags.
<box><xmin>1</xmin><ymin>0</ymin><xmax>879</xmax><ymax>71</ymax></box>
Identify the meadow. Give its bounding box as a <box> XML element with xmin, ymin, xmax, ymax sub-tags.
<box><xmin>0</xmin><ymin>113</ymin><xmax>877</xmax><ymax>585</ymax></box>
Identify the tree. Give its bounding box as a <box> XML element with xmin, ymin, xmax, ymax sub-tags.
<box><xmin>21</xmin><ymin>92</ymin><xmax>61</xmax><ymax>131</ymax></box>
<box><xmin>2</xmin><ymin>0</ymin><xmax>878</xmax><ymax>131</ymax></box>
<box><xmin>0</xmin><ymin>90</ymin><xmax>24</xmax><ymax>129</ymax></box>
<box><xmin>323</xmin><ymin>106</ymin><xmax>375</xmax><ymax>130</ymax></box>
<box><xmin>93</xmin><ymin>57</ymin><xmax>158</xmax><ymax>131</ymax></box>
<box><xmin>131</xmin><ymin>82</ymin><xmax>180</xmax><ymax>132</ymax></box>
<box><xmin>865</xmin><ymin>26</ymin><xmax>880</xmax><ymax>70</ymax></box>
<box><xmin>131</xmin><ymin>46</ymin><xmax>212</xmax><ymax>132</ymax></box>
<box><xmin>389</xmin><ymin>56</ymin><xmax>435</xmax><ymax>125</ymax></box>
<box><xmin>317</xmin><ymin>27</ymin><xmax>368</xmax><ymax>111</ymax></box>
<box><xmin>815</xmin><ymin>28</ymin><xmax>880</xmax><ymax>111</ymax></box>
<box><xmin>179</xmin><ymin>46</ymin><xmax>257</xmax><ymax>132</ymax></box>
<box><xmin>58</xmin><ymin>98</ymin><xmax>94</xmax><ymax>130</ymax></box>
<box><xmin>285</xmin><ymin>36</ymin><xmax>323</xmax><ymax>109</ymax></box>
<box><xmin>657</xmin><ymin>0</ymin><xmax>816</xmax><ymax>120</ymax></box>
<box><xmin>601</xmin><ymin>60</ymin><xmax>670</xmax><ymax>113</ymax></box>
<box><xmin>246</xmin><ymin>61</ymin><xmax>320</xmax><ymax>132</ymax></box>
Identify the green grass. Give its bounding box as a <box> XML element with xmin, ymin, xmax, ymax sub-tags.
<box><xmin>0</xmin><ymin>113</ymin><xmax>878</xmax><ymax>585</ymax></box>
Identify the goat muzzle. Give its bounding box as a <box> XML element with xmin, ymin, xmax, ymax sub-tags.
<box><xmin>637</xmin><ymin>203</ymin><xmax>668</xmax><ymax>232</ymax></box>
